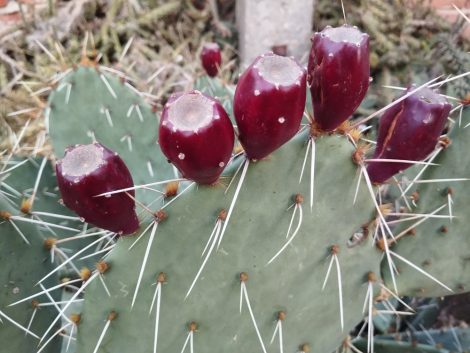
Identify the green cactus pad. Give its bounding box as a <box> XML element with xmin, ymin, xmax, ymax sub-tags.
<box><xmin>0</xmin><ymin>193</ymin><xmax>60</xmax><ymax>353</ymax></box>
<box><xmin>75</xmin><ymin>130</ymin><xmax>381</xmax><ymax>353</ymax></box>
<box><xmin>48</xmin><ymin>65</ymin><xmax>174</xmax><ymax>204</ymax></box>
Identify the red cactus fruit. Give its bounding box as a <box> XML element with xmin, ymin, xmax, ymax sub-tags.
<box><xmin>367</xmin><ymin>87</ymin><xmax>452</xmax><ymax>184</ymax></box>
<box><xmin>308</xmin><ymin>25</ymin><xmax>370</xmax><ymax>131</ymax></box>
<box><xmin>159</xmin><ymin>90</ymin><xmax>234</xmax><ymax>185</ymax></box>
<box><xmin>201</xmin><ymin>43</ymin><xmax>222</xmax><ymax>77</ymax></box>
<box><xmin>56</xmin><ymin>143</ymin><xmax>139</xmax><ymax>235</ymax></box>
<box><xmin>234</xmin><ymin>52</ymin><xmax>307</xmax><ymax>160</ymax></box>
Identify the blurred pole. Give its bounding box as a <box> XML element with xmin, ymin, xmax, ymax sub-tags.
<box><xmin>236</xmin><ymin>0</ymin><xmax>315</xmax><ymax>69</ymax></box>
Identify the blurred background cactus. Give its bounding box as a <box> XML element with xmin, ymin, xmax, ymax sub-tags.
<box><xmin>1</xmin><ymin>1</ymin><xmax>470</xmax><ymax>353</ymax></box>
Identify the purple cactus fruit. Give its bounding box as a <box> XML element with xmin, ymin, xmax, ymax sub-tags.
<box><xmin>367</xmin><ymin>87</ymin><xmax>452</xmax><ymax>184</ymax></box>
<box><xmin>56</xmin><ymin>143</ymin><xmax>139</xmax><ymax>235</ymax></box>
<box><xmin>308</xmin><ymin>25</ymin><xmax>370</xmax><ymax>131</ymax></box>
<box><xmin>201</xmin><ymin>43</ymin><xmax>222</xmax><ymax>77</ymax></box>
<box><xmin>159</xmin><ymin>90</ymin><xmax>234</xmax><ymax>185</ymax></box>
<box><xmin>234</xmin><ymin>52</ymin><xmax>307</xmax><ymax>160</ymax></box>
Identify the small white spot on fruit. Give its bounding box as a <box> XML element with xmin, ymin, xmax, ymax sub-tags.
<box><xmin>214</xmin><ymin>115</ymin><xmax>220</xmax><ymax>120</ymax></box>
<box><xmin>254</xmin><ymin>90</ymin><xmax>260</xmax><ymax>96</ymax></box>
<box><xmin>105</xmin><ymin>194</ymin><xmax>111</xmax><ymax>198</ymax></box>
<box><xmin>178</xmin><ymin>153</ymin><xmax>185</xmax><ymax>160</ymax></box>
<box><xmin>219</xmin><ymin>162</ymin><xmax>225</xmax><ymax>167</ymax></box>
<box><xmin>278</xmin><ymin>117</ymin><xmax>285</xmax><ymax>124</ymax></box>
<box><xmin>328</xmin><ymin>53</ymin><xmax>334</xmax><ymax>57</ymax></box>
<box><xmin>162</xmin><ymin>121</ymin><xmax>168</xmax><ymax>126</ymax></box>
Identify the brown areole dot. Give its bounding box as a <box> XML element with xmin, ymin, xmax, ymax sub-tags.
<box><xmin>155</xmin><ymin>210</ymin><xmax>168</xmax><ymax>223</ymax></box>
<box><xmin>107</xmin><ymin>311</ymin><xmax>118</xmax><ymax>321</ymax></box>
<box><xmin>20</xmin><ymin>198</ymin><xmax>32</xmax><ymax>214</ymax></box>
<box><xmin>70</xmin><ymin>313</ymin><xmax>81</xmax><ymax>325</ymax></box>
<box><xmin>188</xmin><ymin>321</ymin><xmax>198</xmax><ymax>332</ymax></box>
<box><xmin>375</xmin><ymin>238</ymin><xmax>386</xmax><ymax>252</ymax></box>
<box><xmin>96</xmin><ymin>261</ymin><xmax>109</xmax><ymax>274</ymax></box>
<box><xmin>330</xmin><ymin>244</ymin><xmax>340</xmax><ymax>255</ymax></box>
<box><xmin>352</xmin><ymin>144</ymin><xmax>369</xmax><ymax>165</ymax></box>
<box><xmin>164</xmin><ymin>181</ymin><xmax>179</xmax><ymax>198</ymax></box>
<box><xmin>438</xmin><ymin>136</ymin><xmax>451</xmax><ymax>149</ymax></box>
<box><xmin>240</xmin><ymin>272</ymin><xmax>248</xmax><ymax>283</ymax></box>
<box><xmin>367</xmin><ymin>271</ymin><xmax>377</xmax><ymax>282</ymax></box>
<box><xmin>294</xmin><ymin>194</ymin><xmax>304</xmax><ymax>204</ymax></box>
<box><xmin>80</xmin><ymin>267</ymin><xmax>92</xmax><ymax>281</ymax></box>
<box><xmin>157</xmin><ymin>272</ymin><xmax>166</xmax><ymax>284</ymax></box>
<box><xmin>0</xmin><ymin>211</ymin><xmax>12</xmax><ymax>220</ymax></box>
<box><xmin>43</xmin><ymin>237</ymin><xmax>57</xmax><ymax>250</ymax></box>
<box><xmin>217</xmin><ymin>209</ymin><xmax>227</xmax><ymax>221</ymax></box>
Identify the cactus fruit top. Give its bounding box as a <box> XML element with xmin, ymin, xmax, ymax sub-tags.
<box><xmin>367</xmin><ymin>87</ymin><xmax>452</xmax><ymax>184</ymax></box>
<box><xmin>201</xmin><ymin>42</ymin><xmax>222</xmax><ymax>77</ymax></box>
<box><xmin>308</xmin><ymin>25</ymin><xmax>370</xmax><ymax>131</ymax></box>
<box><xmin>56</xmin><ymin>142</ymin><xmax>139</xmax><ymax>234</ymax></box>
<box><xmin>159</xmin><ymin>91</ymin><xmax>235</xmax><ymax>184</ymax></box>
<box><xmin>234</xmin><ymin>52</ymin><xmax>307</xmax><ymax>160</ymax></box>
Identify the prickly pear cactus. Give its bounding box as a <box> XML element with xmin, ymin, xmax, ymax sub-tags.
<box><xmin>3</xmin><ymin>6</ymin><xmax>470</xmax><ymax>353</ymax></box>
